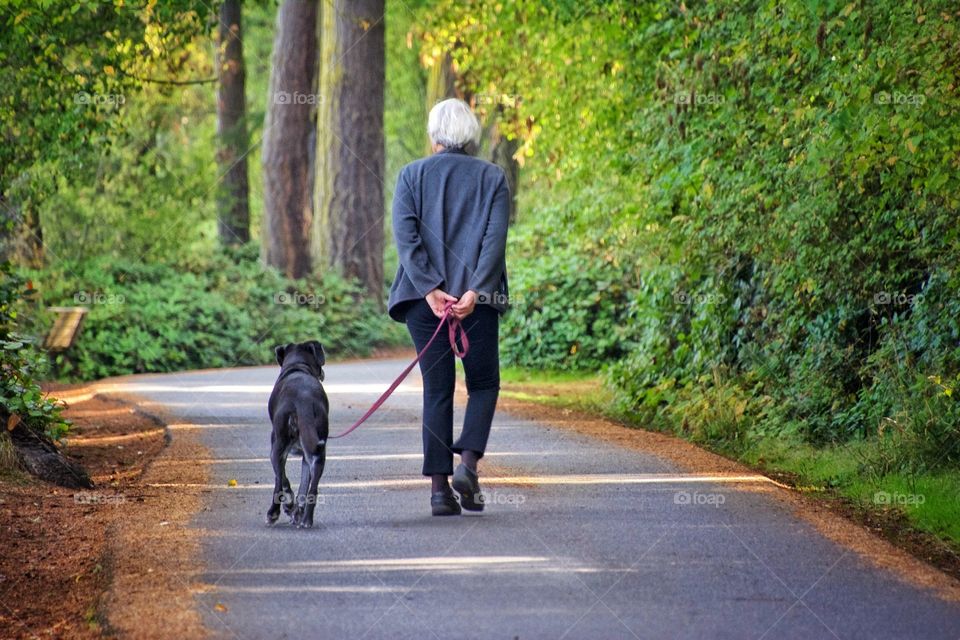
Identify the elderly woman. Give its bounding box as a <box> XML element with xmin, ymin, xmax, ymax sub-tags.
<box><xmin>387</xmin><ymin>98</ymin><xmax>510</xmax><ymax>516</ymax></box>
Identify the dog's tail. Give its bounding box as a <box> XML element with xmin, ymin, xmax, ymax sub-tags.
<box><xmin>291</xmin><ymin>408</ymin><xmax>326</xmax><ymax>455</ymax></box>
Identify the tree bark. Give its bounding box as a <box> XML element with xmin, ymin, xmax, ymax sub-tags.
<box><xmin>262</xmin><ymin>0</ymin><xmax>318</xmax><ymax>278</ymax></box>
<box><xmin>314</xmin><ymin>0</ymin><xmax>385</xmax><ymax>304</ymax></box>
<box><xmin>424</xmin><ymin>51</ymin><xmax>459</xmax><ymax>154</ymax></box>
<box><xmin>423</xmin><ymin>51</ymin><xmax>520</xmax><ymax>223</ymax></box>
<box><xmin>216</xmin><ymin>0</ymin><xmax>251</xmax><ymax>246</ymax></box>
<box><xmin>0</xmin><ymin>192</ymin><xmax>44</xmax><ymax>267</ymax></box>
<box><xmin>7</xmin><ymin>421</ymin><xmax>93</xmax><ymax>489</ymax></box>
<box><xmin>489</xmin><ymin>124</ymin><xmax>519</xmax><ymax>224</ymax></box>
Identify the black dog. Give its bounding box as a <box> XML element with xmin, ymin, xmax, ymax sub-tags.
<box><xmin>266</xmin><ymin>341</ymin><xmax>329</xmax><ymax>528</ymax></box>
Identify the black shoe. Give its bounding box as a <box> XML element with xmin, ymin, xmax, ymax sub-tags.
<box><xmin>452</xmin><ymin>463</ymin><xmax>484</xmax><ymax>512</ymax></box>
<box><xmin>431</xmin><ymin>489</ymin><xmax>461</xmax><ymax>516</ymax></box>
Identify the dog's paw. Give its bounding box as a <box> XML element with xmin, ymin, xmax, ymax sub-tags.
<box><xmin>265</xmin><ymin>509</ymin><xmax>280</xmax><ymax>525</ymax></box>
<box><xmin>282</xmin><ymin>497</ymin><xmax>296</xmax><ymax>516</ymax></box>
<box><xmin>296</xmin><ymin>519</ymin><xmax>314</xmax><ymax>529</ymax></box>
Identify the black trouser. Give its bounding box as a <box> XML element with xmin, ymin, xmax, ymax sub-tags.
<box><xmin>405</xmin><ymin>299</ymin><xmax>500</xmax><ymax>476</ymax></box>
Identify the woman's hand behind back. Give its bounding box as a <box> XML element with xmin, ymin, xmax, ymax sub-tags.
<box><xmin>450</xmin><ymin>290</ymin><xmax>477</xmax><ymax>319</ymax></box>
<box><xmin>426</xmin><ymin>288</ymin><xmax>458</xmax><ymax>318</ymax></box>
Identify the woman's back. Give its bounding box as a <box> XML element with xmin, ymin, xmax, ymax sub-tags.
<box><xmin>388</xmin><ymin>147</ymin><xmax>510</xmax><ymax>321</ymax></box>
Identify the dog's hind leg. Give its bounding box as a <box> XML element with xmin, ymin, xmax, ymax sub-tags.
<box><xmin>297</xmin><ymin>442</ymin><xmax>326</xmax><ymax>529</ymax></box>
<box><xmin>291</xmin><ymin>455</ymin><xmax>310</xmax><ymax>526</ymax></box>
<box><xmin>280</xmin><ymin>417</ymin><xmax>298</xmax><ymax>516</ymax></box>
<box><xmin>295</xmin><ymin>405</ymin><xmax>327</xmax><ymax>528</ymax></box>
<box><xmin>266</xmin><ymin>429</ymin><xmax>294</xmax><ymax>524</ymax></box>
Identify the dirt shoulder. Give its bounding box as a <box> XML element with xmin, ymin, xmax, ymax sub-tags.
<box><xmin>97</xmin><ymin>390</ymin><xmax>209</xmax><ymax>640</ymax></box>
<box><xmin>0</xmin><ymin>394</ymin><xmax>166</xmax><ymax>638</ymax></box>
<box><xmin>0</xmin><ymin>389</ymin><xmax>209</xmax><ymax>639</ymax></box>
<box><xmin>496</xmin><ymin>383</ymin><xmax>960</xmax><ymax>602</ymax></box>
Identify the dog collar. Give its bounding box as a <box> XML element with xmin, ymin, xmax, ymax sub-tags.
<box><xmin>277</xmin><ymin>363</ymin><xmax>322</xmax><ymax>382</ymax></box>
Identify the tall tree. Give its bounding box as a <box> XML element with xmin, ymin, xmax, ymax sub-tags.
<box><xmin>216</xmin><ymin>0</ymin><xmax>251</xmax><ymax>246</ymax></box>
<box><xmin>488</xmin><ymin>117</ymin><xmax>519</xmax><ymax>224</ymax></box>
<box><xmin>423</xmin><ymin>52</ymin><xmax>519</xmax><ymax>223</ymax></box>
<box><xmin>314</xmin><ymin>0</ymin><xmax>385</xmax><ymax>304</ymax></box>
<box><xmin>424</xmin><ymin>51</ymin><xmax>457</xmax><ymax>154</ymax></box>
<box><xmin>261</xmin><ymin>0</ymin><xmax>318</xmax><ymax>278</ymax></box>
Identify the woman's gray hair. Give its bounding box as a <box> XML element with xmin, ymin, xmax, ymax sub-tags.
<box><xmin>428</xmin><ymin>98</ymin><xmax>481</xmax><ymax>151</ymax></box>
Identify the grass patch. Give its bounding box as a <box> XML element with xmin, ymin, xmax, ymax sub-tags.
<box><xmin>499</xmin><ymin>367</ymin><xmax>612</xmax><ymax>412</ymax></box>
<box><xmin>737</xmin><ymin>438</ymin><xmax>870</xmax><ymax>489</ymax></box>
<box><xmin>849</xmin><ymin>472</ymin><xmax>960</xmax><ymax>543</ymax></box>
<box><xmin>500</xmin><ymin>367</ymin><xmax>599</xmax><ymax>384</ymax></box>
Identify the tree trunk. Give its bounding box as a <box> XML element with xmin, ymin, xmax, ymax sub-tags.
<box><xmin>216</xmin><ymin>0</ymin><xmax>251</xmax><ymax>246</ymax></box>
<box><xmin>314</xmin><ymin>0</ymin><xmax>385</xmax><ymax>304</ymax></box>
<box><xmin>423</xmin><ymin>52</ymin><xmax>520</xmax><ymax>223</ymax></box>
<box><xmin>7</xmin><ymin>421</ymin><xmax>93</xmax><ymax>489</ymax></box>
<box><xmin>489</xmin><ymin>124</ymin><xmax>519</xmax><ymax>224</ymax></box>
<box><xmin>262</xmin><ymin>0</ymin><xmax>318</xmax><ymax>279</ymax></box>
<box><xmin>0</xmin><ymin>192</ymin><xmax>44</xmax><ymax>267</ymax></box>
<box><xmin>424</xmin><ymin>51</ymin><xmax>459</xmax><ymax>154</ymax></box>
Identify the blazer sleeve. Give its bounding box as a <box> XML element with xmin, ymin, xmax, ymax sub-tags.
<box><xmin>392</xmin><ymin>168</ymin><xmax>445</xmax><ymax>296</ymax></box>
<box><xmin>468</xmin><ymin>172</ymin><xmax>510</xmax><ymax>295</ymax></box>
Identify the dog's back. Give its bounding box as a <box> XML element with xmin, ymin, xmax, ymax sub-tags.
<box><xmin>270</xmin><ymin>375</ymin><xmax>329</xmax><ymax>452</ymax></box>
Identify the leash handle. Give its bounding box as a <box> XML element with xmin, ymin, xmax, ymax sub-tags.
<box><xmin>328</xmin><ymin>301</ymin><xmax>468</xmax><ymax>439</ymax></box>
<box><xmin>448</xmin><ymin>305</ymin><xmax>468</xmax><ymax>357</ymax></box>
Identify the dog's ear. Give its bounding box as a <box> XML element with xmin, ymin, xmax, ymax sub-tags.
<box><xmin>307</xmin><ymin>341</ymin><xmax>326</xmax><ymax>367</ymax></box>
<box><xmin>274</xmin><ymin>343</ymin><xmax>292</xmax><ymax>366</ymax></box>
<box><xmin>307</xmin><ymin>341</ymin><xmax>325</xmax><ymax>380</ymax></box>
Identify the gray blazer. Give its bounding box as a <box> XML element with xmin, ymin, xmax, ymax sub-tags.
<box><xmin>387</xmin><ymin>147</ymin><xmax>510</xmax><ymax>321</ymax></box>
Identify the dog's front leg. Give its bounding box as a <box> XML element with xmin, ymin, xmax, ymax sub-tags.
<box><xmin>266</xmin><ymin>432</ymin><xmax>293</xmax><ymax>524</ymax></box>
<box><xmin>298</xmin><ymin>443</ymin><xmax>326</xmax><ymax>529</ymax></box>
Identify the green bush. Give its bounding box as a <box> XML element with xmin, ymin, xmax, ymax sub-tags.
<box><xmin>22</xmin><ymin>245</ymin><xmax>407</xmax><ymax>381</ymax></box>
<box><xmin>0</xmin><ymin>260</ymin><xmax>70</xmax><ymax>446</ymax></box>
<box><xmin>502</xmin><ymin>244</ymin><xmax>631</xmax><ymax>371</ymax></box>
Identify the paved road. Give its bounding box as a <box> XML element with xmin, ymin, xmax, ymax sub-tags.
<box><xmin>105</xmin><ymin>359</ymin><xmax>960</xmax><ymax>639</ymax></box>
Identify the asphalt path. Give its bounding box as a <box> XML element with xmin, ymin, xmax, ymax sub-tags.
<box><xmin>105</xmin><ymin>359</ymin><xmax>960</xmax><ymax>639</ymax></box>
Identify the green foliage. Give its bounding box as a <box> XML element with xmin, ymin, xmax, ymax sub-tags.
<box><xmin>502</xmin><ymin>214</ymin><xmax>632</xmax><ymax>370</ymax></box>
<box><xmin>383</xmin><ymin>0</ymin><xmax>432</xmax><ymax>278</ymax></box>
<box><xmin>0</xmin><ymin>260</ymin><xmax>70</xmax><ymax>444</ymax></box>
<box><xmin>0</xmin><ymin>1</ymin><xmax>226</xmax><ymax>269</ymax></box>
<box><xmin>415</xmin><ymin>0</ymin><xmax>960</xmax><ymax>469</ymax></box>
<box><xmin>0</xmin><ymin>1</ymin><xmax>214</xmax><ymax>189</ymax></box>
<box><xmin>21</xmin><ymin>245</ymin><xmax>407</xmax><ymax>381</ymax></box>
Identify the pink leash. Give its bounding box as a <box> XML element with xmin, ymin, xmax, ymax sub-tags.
<box><xmin>328</xmin><ymin>301</ymin><xmax>469</xmax><ymax>439</ymax></box>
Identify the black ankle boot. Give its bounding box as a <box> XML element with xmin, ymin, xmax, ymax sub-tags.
<box><xmin>431</xmin><ymin>488</ymin><xmax>461</xmax><ymax>516</ymax></box>
<box><xmin>452</xmin><ymin>463</ymin><xmax>484</xmax><ymax>512</ymax></box>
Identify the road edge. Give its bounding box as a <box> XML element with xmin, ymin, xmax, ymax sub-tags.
<box><xmin>69</xmin><ymin>387</ymin><xmax>213</xmax><ymax>640</ymax></box>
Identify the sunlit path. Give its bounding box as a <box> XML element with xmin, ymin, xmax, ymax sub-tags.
<box><xmin>101</xmin><ymin>359</ymin><xmax>960</xmax><ymax>640</ymax></box>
